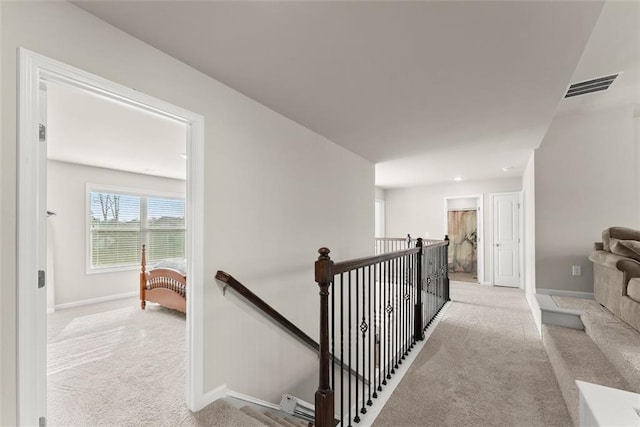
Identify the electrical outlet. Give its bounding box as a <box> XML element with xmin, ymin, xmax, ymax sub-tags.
<box><xmin>572</xmin><ymin>265</ymin><xmax>581</xmax><ymax>276</ymax></box>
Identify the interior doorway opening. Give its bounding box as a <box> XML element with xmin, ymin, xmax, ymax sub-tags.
<box><xmin>17</xmin><ymin>48</ymin><xmax>205</xmax><ymax>425</ymax></box>
<box><xmin>45</xmin><ymin>80</ymin><xmax>189</xmax><ymax>425</ymax></box>
<box><xmin>444</xmin><ymin>195</ymin><xmax>484</xmax><ymax>284</ymax></box>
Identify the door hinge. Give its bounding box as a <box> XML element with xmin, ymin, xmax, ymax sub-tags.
<box><xmin>39</xmin><ymin>124</ymin><xmax>46</xmax><ymax>142</ymax></box>
<box><xmin>38</xmin><ymin>270</ymin><xmax>45</xmax><ymax>288</ymax></box>
<box><xmin>39</xmin><ymin>416</ymin><xmax>46</xmax><ymax>427</ymax></box>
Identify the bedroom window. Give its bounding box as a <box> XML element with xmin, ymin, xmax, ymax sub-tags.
<box><xmin>88</xmin><ymin>187</ymin><xmax>185</xmax><ymax>272</ymax></box>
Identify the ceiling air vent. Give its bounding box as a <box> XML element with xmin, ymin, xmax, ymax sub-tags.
<box><xmin>565</xmin><ymin>74</ymin><xmax>618</xmax><ymax>98</ymax></box>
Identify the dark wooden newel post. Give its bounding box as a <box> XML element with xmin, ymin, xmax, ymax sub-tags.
<box><xmin>444</xmin><ymin>235</ymin><xmax>451</xmax><ymax>302</ymax></box>
<box><xmin>315</xmin><ymin>248</ymin><xmax>334</xmax><ymax>427</ymax></box>
<box><xmin>414</xmin><ymin>238</ymin><xmax>424</xmax><ymax>341</ymax></box>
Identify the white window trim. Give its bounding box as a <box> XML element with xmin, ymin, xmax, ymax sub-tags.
<box><xmin>85</xmin><ymin>183</ymin><xmax>185</xmax><ymax>275</ymax></box>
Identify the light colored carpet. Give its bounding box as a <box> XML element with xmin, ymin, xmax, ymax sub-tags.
<box><xmin>448</xmin><ymin>272</ymin><xmax>477</xmax><ymax>284</ymax></box>
<box><xmin>542</xmin><ymin>324</ymin><xmax>631</xmax><ymax>426</ymax></box>
<box><xmin>373</xmin><ymin>282</ymin><xmax>571</xmax><ymax>427</ymax></box>
<box><xmin>47</xmin><ymin>297</ymin><xmax>262</xmax><ymax>427</ymax></box>
<box><xmin>552</xmin><ymin>295</ymin><xmax>640</xmax><ymax>393</ymax></box>
<box><xmin>550</xmin><ymin>295</ymin><xmax>608</xmax><ymax>315</ymax></box>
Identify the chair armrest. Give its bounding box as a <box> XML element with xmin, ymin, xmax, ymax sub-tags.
<box><xmin>590</xmin><ymin>250</ymin><xmax>640</xmax><ymax>284</ymax></box>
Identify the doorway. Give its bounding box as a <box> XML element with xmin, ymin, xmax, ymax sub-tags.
<box><xmin>444</xmin><ymin>195</ymin><xmax>483</xmax><ymax>284</ymax></box>
<box><xmin>45</xmin><ymin>81</ymin><xmax>189</xmax><ymax>424</ymax></box>
<box><xmin>491</xmin><ymin>192</ymin><xmax>522</xmax><ymax>288</ymax></box>
<box><xmin>17</xmin><ymin>49</ymin><xmax>205</xmax><ymax>425</ymax></box>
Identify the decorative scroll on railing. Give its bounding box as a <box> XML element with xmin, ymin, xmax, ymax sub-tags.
<box><xmin>315</xmin><ymin>237</ymin><xmax>450</xmax><ymax>427</ymax></box>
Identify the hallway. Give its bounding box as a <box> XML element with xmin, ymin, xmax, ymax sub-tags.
<box><xmin>373</xmin><ymin>282</ymin><xmax>571</xmax><ymax>427</ymax></box>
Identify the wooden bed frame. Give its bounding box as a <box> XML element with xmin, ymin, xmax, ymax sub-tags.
<box><xmin>140</xmin><ymin>245</ymin><xmax>187</xmax><ymax>313</ymax></box>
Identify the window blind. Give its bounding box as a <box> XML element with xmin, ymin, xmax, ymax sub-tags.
<box><xmin>89</xmin><ymin>190</ymin><xmax>185</xmax><ymax>270</ymax></box>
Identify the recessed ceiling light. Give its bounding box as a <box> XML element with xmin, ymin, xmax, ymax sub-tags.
<box><xmin>179</xmin><ymin>153</ymin><xmax>187</xmax><ymax>159</ymax></box>
<box><xmin>502</xmin><ymin>166</ymin><xmax>514</xmax><ymax>172</ymax></box>
<box><xmin>454</xmin><ymin>176</ymin><xmax>464</xmax><ymax>181</ymax></box>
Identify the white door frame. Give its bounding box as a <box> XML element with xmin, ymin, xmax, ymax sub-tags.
<box><xmin>443</xmin><ymin>194</ymin><xmax>484</xmax><ymax>284</ymax></box>
<box><xmin>375</xmin><ymin>198</ymin><xmax>385</xmax><ymax>238</ymax></box>
<box><xmin>489</xmin><ymin>191</ymin><xmax>523</xmax><ymax>288</ymax></box>
<box><xmin>17</xmin><ymin>48</ymin><xmax>205</xmax><ymax>425</ymax></box>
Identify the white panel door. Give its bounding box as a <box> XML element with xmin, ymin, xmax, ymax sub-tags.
<box><xmin>492</xmin><ymin>193</ymin><xmax>520</xmax><ymax>287</ymax></box>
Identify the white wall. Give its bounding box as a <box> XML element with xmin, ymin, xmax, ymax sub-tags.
<box><xmin>522</xmin><ymin>152</ymin><xmax>540</xmax><ymax>331</ymax></box>
<box><xmin>447</xmin><ymin>197</ymin><xmax>477</xmax><ymax>211</ymax></box>
<box><xmin>1</xmin><ymin>2</ymin><xmax>374</xmax><ymax>423</ymax></box>
<box><xmin>385</xmin><ymin>178</ymin><xmax>521</xmax><ymax>283</ymax></box>
<box><xmin>375</xmin><ymin>187</ymin><xmax>385</xmax><ymax>200</ymax></box>
<box><xmin>535</xmin><ymin>104</ymin><xmax>638</xmax><ymax>293</ymax></box>
<box><xmin>636</xmin><ymin>114</ymin><xmax>640</xmax><ymax>224</ymax></box>
<box><xmin>47</xmin><ymin>160</ymin><xmax>186</xmax><ymax>306</ymax></box>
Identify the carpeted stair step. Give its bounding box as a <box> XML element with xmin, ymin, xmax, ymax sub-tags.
<box><xmin>581</xmin><ymin>312</ymin><xmax>640</xmax><ymax>393</ymax></box>
<box><xmin>542</xmin><ymin>324</ymin><xmax>632</xmax><ymax>426</ymax></box>
<box><xmin>264</xmin><ymin>410</ymin><xmax>308</xmax><ymax>427</ymax></box>
<box><xmin>551</xmin><ymin>295</ymin><xmax>640</xmax><ymax>393</ymax></box>
<box><xmin>240</xmin><ymin>405</ymin><xmax>308</xmax><ymax>427</ymax></box>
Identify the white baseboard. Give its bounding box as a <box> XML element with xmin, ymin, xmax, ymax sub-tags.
<box><xmin>196</xmin><ymin>383</ymin><xmax>228</xmax><ymax>411</ymax></box>
<box><xmin>526</xmin><ymin>291</ymin><xmax>542</xmax><ymax>336</ymax></box>
<box><xmin>536</xmin><ymin>288</ymin><xmax>594</xmax><ymax>299</ymax></box>
<box><xmin>226</xmin><ymin>389</ymin><xmax>281</xmax><ymax>411</ymax></box>
<box><xmin>53</xmin><ymin>291</ymin><xmax>138</xmax><ymax>311</ymax></box>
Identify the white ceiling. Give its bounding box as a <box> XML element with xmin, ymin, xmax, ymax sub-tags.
<box><xmin>68</xmin><ymin>0</ymin><xmax>638</xmax><ymax>188</ymax></box>
<box><xmin>47</xmin><ymin>83</ymin><xmax>187</xmax><ymax>180</ymax></box>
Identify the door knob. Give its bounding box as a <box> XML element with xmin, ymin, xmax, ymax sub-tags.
<box><xmin>495</xmin><ymin>243</ymin><xmax>500</xmax><ymax>247</ymax></box>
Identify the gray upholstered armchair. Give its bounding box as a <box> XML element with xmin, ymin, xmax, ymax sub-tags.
<box><xmin>589</xmin><ymin>227</ymin><xmax>640</xmax><ymax>332</ymax></box>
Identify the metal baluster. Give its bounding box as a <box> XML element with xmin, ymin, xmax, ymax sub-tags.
<box><xmin>400</xmin><ymin>255</ymin><xmax>405</xmax><ymax>362</ymax></box>
<box><xmin>390</xmin><ymin>258</ymin><xmax>396</xmax><ymax>375</ymax></box>
<box><xmin>394</xmin><ymin>257</ymin><xmax>399</xmax><ymax>371</ymax></box>
<box><xmin>385</xmin><ymin>259</ymin><xmax>392</xmax><ymax>382</ymax></box>
<box><xmin>367</xmin><ymin>264</ymin><xmax>374</xmax><ymax>405</ymax></box>
<box><xmin>332</xmin><ymin>263</ymin><xmax>335</xmax><ymax>395</ymax></box>
<box><xmin>348</xmin><ymin>271</ymin><xmax>353</xmax><ymax>427</ymax></box>
<box><xmin>340</xmin><ymin>273</ymin><xmax>345</xmax><ymax>426</ymax></box>
<box><xmin>403</xmin><ymin>254</ymin><xmax>408</xmax><ymax>357</ymax></box>
<box><xmin>381</xmin><ymin>260</ymin><xmax>386</xmax><ymax>387</ymax></box>
<box><xmin>360</xmin><ymin>267</ymin><xmax>367</xmax><ymax>416</ymax></box>
<box><xmin>354</xmin><ymin>268</ymin><xmax>360</xmax><ymax>424</ymax></box>
<box><xmin>377</xmin><ymin>261</ymin><xmax>383</xmax><ymax>393</ymax></box>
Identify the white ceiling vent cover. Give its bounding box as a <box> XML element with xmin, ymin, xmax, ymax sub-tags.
<box><xmin>565</xmin><ymin>74</ymin><xmax>619</xmax><ymax>98</ymax></box>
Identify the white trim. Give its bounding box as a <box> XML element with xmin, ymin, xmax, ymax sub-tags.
<box><xmin>489</xmin><ymin>192</ymin><xmax>521</xmax><ymax>288</ymax></box>
<box><xmin>17</xmin><ymin>48</ymin><xmax>206</xmax><ymax>424</ymax></box>
<box><xmin>17</xmin><ymin>46</ymin><xmax>46</xmax><ymax>426</ymax></box>
<box><xmin>52</xmin><ymin>291</ymin><xmax>138</xmax><ymax>311</ymax></box>
<box><xmin>443</xmin><ymin>194</ymin><xmax>484</xmax><ymax>284</ymax></box>
<box><xmin>86</xmin><ymin>183</ymin><xmax>185</xmax><ymax>199</ymax></box>
<box><xmin>526</xmin><ymin>291</ymin><xmax>542</xmax><ymax>336</ymax></box>
<box><xmin>84</xmin><ymin>183</ymin><xmax>186</xmax><ymax>275</ymax></box>
<box><xmin>375</xmin><ymin>198</ymin><xmax>385</xmax><ymax>238</ymax></box>
<box><xmin>519</xmin><ymin>191</ymin><xmax>524</xmax><ymax>289</ymax></box>
<box><xmin>536</xmin><ymin>288</ymin><xmax>595</xmax><ymax>299</ymax></box>
<box><xmin>226</xmin><ymin>389</ymin><xmax>282</xmax><ymax>412</ymax></box>
<box><xmin>198</xmin><ymin>384</ymin><xmax>229</xmax><ymax>411</ymax></box>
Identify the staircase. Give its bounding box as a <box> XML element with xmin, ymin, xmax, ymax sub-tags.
<box><xmin>239</xmin><ymin>406</ymin><xmax>309</xmax><ymax>427</ymax></box>
<box><xmin>539</xmin><ymin>294</ymin><xmax>640</xmax><ymax>425</ymax></box>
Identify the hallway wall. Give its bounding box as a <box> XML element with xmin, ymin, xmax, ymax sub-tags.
<box><xmin>1</xmin><ymin>2</ymin><xmax>373</xmax><ymax>423</ymax></box>
<box><xmin>384</xmin><ymin>177</ymin><xmax>521</xmax><ymax>284</ymax></box>
<box><xmin>535</xmin><ymin>104</ymin><xmax>638</xmax><ymax>293</ymax></box>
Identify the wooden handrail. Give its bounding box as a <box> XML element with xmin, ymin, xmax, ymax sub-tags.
<box><xmin>215</xmin><ymin>270</ymin><xmax>369</xmax><ymax>389</ymax></box>
<box><xmin>333</xmin><ymin>241</ymin><xmax>448</xmax><ymax>275</ymax></box>
<box><xmin>216</xmin><ymin>271</ymin><xmax>319</xmax><ymax>352</ymax></box>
